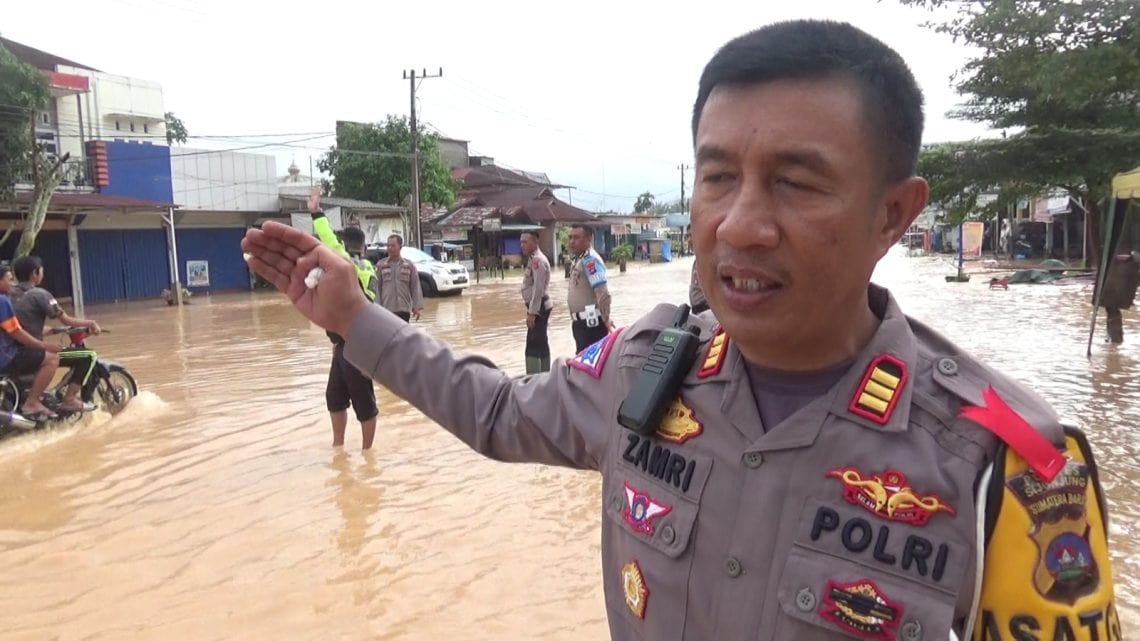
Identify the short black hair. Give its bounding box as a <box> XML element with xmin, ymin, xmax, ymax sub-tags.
<box><xmin>570</xmin><ymin>223</ymin><xmax>592</xmax><ymax>235</ymax></box>
<box><xmin>520</xmin><ymin>230</ymin><xmax>540</xmax><ymax>242</ymax></box>
<box><xmin>340</xmin><ymin>226</ymin><xmax>365</xmax><ymax>249</ymax></box>
<box><xmin>388</xmin><ymin>234</ymin><xmax>404</xmax><ymax>248</ymax></box>
<box><xmin>12</xmin><ymin>255</ymin><xmax>42</xmax><ymax>282</ymax></box>
<box><xmin>692</xmin><ymin>20</ymin><xmax>924</xmax><ymax>181</ymax></box>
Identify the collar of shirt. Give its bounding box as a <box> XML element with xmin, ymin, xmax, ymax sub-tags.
<box><xmin>692</xmin><ymin>284</ymin><xmax>919</xmax><ymax>448</ymax></box>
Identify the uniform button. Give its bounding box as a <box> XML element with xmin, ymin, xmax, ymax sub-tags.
<box><xmin>901</xmin><ymin>620</ymin><xmax>923</xmax><ymax>641</ymax></box>
<box><xmin>743</xmin><ymin>451</ymin><xmax>764</xmax><ymax>468</ymax></box>
<box><xmin>660</xmin><ymin>525</ymin><xmax>676</xmax><ymax>545</ymax></box>
<box><xmin>724</xmin><ymin>557</ymin><xmax>742</xmax><ymax>578</ymax></box>
<box><xmin>795</xmin><ymin>588</ymin><xmax>816</xmax><ymax>612</ymax></box>
<box><xmin>937</xmin><ymin>358</ymin><xmax>958</xmax><ymax>376</ymax></box>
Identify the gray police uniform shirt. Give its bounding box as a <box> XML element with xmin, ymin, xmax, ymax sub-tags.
<box><xmin>568</xmin><ymin>248</ymin><xmax>607</xmax><ymax>316</ymax></box>
<box><xmin>377</xmin><ymin>257</ymin><xmax>424</xmax><ymax>314</ymax></box>
<box><xmin>342</xmin><ymin>283</ymin><xmax>1065</xmax><ymax>641</ymax></box>
<box><xmin>521</xmin><ymin>249</ymin><xmax>552</xmax><ymax>314</ymax></box>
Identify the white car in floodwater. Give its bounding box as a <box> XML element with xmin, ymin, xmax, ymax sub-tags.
<box><xmin>366</xmin><ymin>245</ymin><xmax>471</xmax><ymax>297</ymax></box>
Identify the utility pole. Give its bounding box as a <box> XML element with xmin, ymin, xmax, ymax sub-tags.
<box><xmin>678</xmin><ymin>163</ymin><xmax>690</xmax><ymax>213</ymax></box>
<box><xmin>403</xmin><ymin>67</ymin><xmax>443</xmax><ymax>248</ymax></box>
<box><xmin>678</xmin><ymin>163</ymin><xmax>691</xmax><ymax>254</ymax></box>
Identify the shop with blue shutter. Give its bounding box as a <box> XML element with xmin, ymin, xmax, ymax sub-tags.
<box><xmin>78</xmin><ymin>229</ymin><xmax>171</xmax><ymax>303</ymax></box>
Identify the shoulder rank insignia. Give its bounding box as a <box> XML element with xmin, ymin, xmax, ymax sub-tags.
<box><xmin>697</xmin><ymin>326</ymin><xmax>728</xmax><ymax>378</ymax></box>
<box><xmin>849</xmin><ymin>354</ymin><xmax>907</xmax><ymax>425</ymax></box>
<box><xmin>656</xmin><ymin>397</ymin><xmax>703</xmax><ymax>444</ymax></box>
<box><xmin>568</xmin><ymin>328</ymin><xmax>623</xmax><ymax>379</ymax></box>
<box><xmin>621</xmin><ymin>560</ymin><xmax>649</xmax><ymax>619</ymax></box>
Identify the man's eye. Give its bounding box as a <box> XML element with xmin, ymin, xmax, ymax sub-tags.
<box><xmin>702</xmin><ymin>172</ymin><xmax>732</xmax><ymax>184</ymax></box>
<box><xmin>776</xmin><ymin>177</ymin><xmax>815</xmax><ymax>191</ymax></box>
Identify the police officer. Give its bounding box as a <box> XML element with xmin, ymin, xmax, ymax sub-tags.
<box><xmin>376</xmin><ymin>234</ymin><xmax>424</xmax><ymax>323</ymax></box>
<box><xmin>567</xmin><ymin>223</ymin><xmax>613</xmax><ymax>352</ymax></box>
<box><xmin>687</xmin><ymin>261</ymin><xmax>708</xmax><ymax>315</ymax></box>
<box><xmin>247</xmin><ymin>21</ymin><xmax>1119</xmax><ymax>641</ymax></box>
<box><xmin>307</xmin><ymin>188</ymin><xmax>380</xmax><ymax>450</ymax></box>
<box><xmin>520</xmin><ymin>230</ymin><xmax>553</xmax><ymax>373</ymax></box>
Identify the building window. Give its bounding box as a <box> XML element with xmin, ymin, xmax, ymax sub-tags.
<box><xmin>143</xmin><ymin>123</ymin><xmax>149</xmax><ymax>134</ymax></box>
<box><xmin>40</xmin><ymin>112</ymin><xmax>49</xmax><ymax>125</ymax></box>
<box><xmin>115</xmin><ymin>121</ymin><xmax>121</xmax><ymax>131</ymax></box>
<box><xmin>130</xmin><ymin>122</ymin><xmax>135</xmax><ymax>132</ymax></box>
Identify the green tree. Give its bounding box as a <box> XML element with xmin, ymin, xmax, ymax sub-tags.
<box><xmin>0</xmin><ymin>42</ymin><xmax>69</xmax><ymax>258</ymax></box>
<box><xmin>633</xmin><ymin>191</ymin><xmax>655</xmax><ymax>214</ymax></box>
<box><xmin>898</xmin><ymin>0</ymin><xmax>1140</xmax><ymax>261</ymax></box>
<box><xmin>318</xmin><ymin>116</ymin><xmax>458</xmax><ymax>208</ymax></box>
<box><xmin>164</xmin><ymin>112</ymin><xmax>189</xmax><ymax>145</ymax></box>
<box><xmin>648</xmin><ymin>197</ymin><xmax>684</xmax><ymax>215</ymax></box>
<box><xmin>0</xmin><ymin>42</ymin><xmax>49</xmax><ymax>202</ymax></box>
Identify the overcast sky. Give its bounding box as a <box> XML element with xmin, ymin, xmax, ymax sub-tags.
<box><xmin>3</xmin><ymin>0</ymin><xmax>992</xmax><ymax>213</ymax></box>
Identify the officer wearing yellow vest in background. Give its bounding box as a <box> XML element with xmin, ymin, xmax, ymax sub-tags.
<box><xmin>247</xmin><ymin>23</ymin><xmax>1119</xmax><ymax>641</ymax></box>
<box><xmin>308</xmin><ymin>187</ymin><xmax>381</xmax><ymax>450</ymax></box>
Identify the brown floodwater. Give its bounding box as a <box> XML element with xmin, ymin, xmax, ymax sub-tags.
<box><xmin>0</xmin><ymin>245</ymin><xmax>1135</xmax><ymax>640</ymax></box>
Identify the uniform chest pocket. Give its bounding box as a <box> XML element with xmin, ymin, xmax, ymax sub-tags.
<box><xmin>600</xmin><ymin>433</ymin><xmax>712</xmax><ymax>638</ymax></box>
<box><xmin>775</xmin><ymin>541</ymin><xmax>962</xmax><ymax>641</ymax></box>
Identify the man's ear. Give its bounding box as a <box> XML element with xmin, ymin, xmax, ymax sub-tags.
<box><xmin>878</xmin><ymin>176</ymin><xmax>929</xmax><ymax>246</ymax></box>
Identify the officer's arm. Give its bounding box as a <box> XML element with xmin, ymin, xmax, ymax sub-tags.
<box><xmin>595</xmin><ymin>283</ymin><xmax>612</xmax><ymax>323</ymax></box>
<box><xmin>311</xmin><ymin>212</ymin><xmax>349</xmax><ymax>259</ymax></box>
<box><xmin>368</xmin><ymin>274</ymin><xmax>380</xmax><ymax>303</ymax></box>
<box><xmin>971</xmin><ymin>426</ymin><xmax>1119</xmax><ymax>639</ymax></box>
<box><xmin>585</xmin><ymin>256</ymin><xmax>611</xmax><ymax>321</ymax></box>
<box><xmin>408</xmin><ymin>262</ymin><xmax>424</xmax><ymax>312</ymax></box>
<box><xmin>342</xmin><ymin>304</ymin><xmax>610</xmax><ymax>469</ymax></box>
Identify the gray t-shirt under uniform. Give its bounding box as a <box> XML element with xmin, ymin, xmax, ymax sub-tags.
<box><xmin>12</xmin><ymin>284</ymin><xmax>61</xmax><ymax>340</ymax></box>
<box><xmin>745</xmin><ymin>359</ymin><xmax>854</xmax><ymax>431</ymax></box>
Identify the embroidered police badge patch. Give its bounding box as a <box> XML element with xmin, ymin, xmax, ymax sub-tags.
<box><xmin>827</xmin><ymin>467</ymin><xmax>956</xmax><ymax>526</ymax></box>
<box><xmin>623</xmin><ymin>483</ymin><xmax>672</xmax><ymax>536</ymax></box>
<box><xmin>568</xmin><ymin>328</ymin><xmax>623</xmax><ymax>379</ymax></box>
<box><xmin>621</xmin><ymin>560</ymin><xmax>649</xmax><ymax>619</ymax></box>
<box><xmin>820</xmin><ymin>578</ymin><xmax>902</xmax><ymax>641</ymax></box>
<box><xmin>1007</xmin><ymin>459</ymin><xmax>1099</xmax><ymax>604</ymax></box>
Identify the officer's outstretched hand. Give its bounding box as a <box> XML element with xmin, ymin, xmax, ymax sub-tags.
<box><xmin>242</xmin><ymin>221</ymin><xmax>368</xmax><ymax>337</ymax></box>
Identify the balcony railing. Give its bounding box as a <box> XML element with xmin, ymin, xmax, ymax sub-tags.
<box><xmin>15</xmin><ymin>158</ymin><xmax>96</xmax><ymax>191</ymax></box>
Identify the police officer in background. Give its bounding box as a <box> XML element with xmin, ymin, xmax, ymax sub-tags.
<box><xmin>377</xmin><ymin>234</ymin><xmax>424</xmax><ymax>323</ymax></box>
<box><xmin>246</xmin><ymin>21</ymin><xmax>1119</xmax><ymax>641</ymax></box>
<box><xmin>687</xmin><ymin>260</ymin><xmax>708</xmax><ymax>315</ymax></box>
<box><xmin>519</xmin><ymin>230</ymin><xmax>553</xmax><ymax>373</ymax></box>
<box><xmin>307</xmin><ymin>188</ymin><xmax>380</xmax><ymax>450</ymax></box>
<box><xmin>566</xmin><ymin>223</ymin><xmax>614</xmax><ymax>352</ymax></box>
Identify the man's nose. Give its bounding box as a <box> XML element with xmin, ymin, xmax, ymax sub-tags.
<box><xmin>716</xmin><ymin>181</ymin><xmax>779</xmax><ymax>250</ymax></box>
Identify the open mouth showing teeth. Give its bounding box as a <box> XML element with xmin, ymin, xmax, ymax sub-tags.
<box><xmin>727</xmin><ymin>277</ymin><xmax>781</xmax><ymax>292</ymax></box>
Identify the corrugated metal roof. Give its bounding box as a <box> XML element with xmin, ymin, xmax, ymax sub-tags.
<box><xmin>279</xmin><ymin>194</ymin><xmax>404</xmax><ymax>213</ymax></box>
<box><xmin>432</xmin><ymin>186</ymin><xmax>600</xmax><ymax>229</ymax></box>
<box><xmin>8</xmin><ymin>191</ymin><xmax>173</xmax><ymax>212</ymax></box>
<box><xmin>1</xmin><ymin>37</ymin><xmax>99</xmax><ymax>72</ymax></box>
<box><xmin>436</xmin><ymin>206</ymin><xmax>499</xmax><ymax>227</ymax></box>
